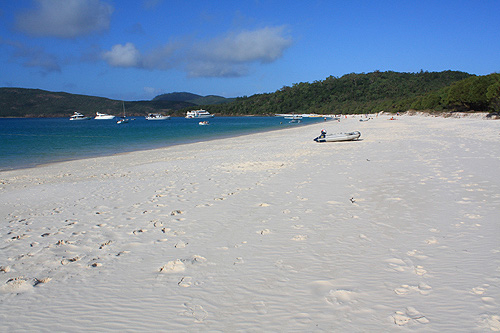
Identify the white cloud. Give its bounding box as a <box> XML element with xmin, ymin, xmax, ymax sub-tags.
<box><xmin>202</xmin><ymin>26</ymin><xmax>292</xmax><ymax>63</ymax></box>
<box><xmin>188</xmin><ymin>26</ymin><xmax>292</xmax><ymax>77</ymax></box>
<box><xmin>101</xmin><ymin>26</ymin><xmax>292</xmax><ymax>78</ymax></box>
<box><xmin>102</xmin><ymin>43</ymin><xmax>141</xmax><ymax>67</ymax></box>
<box><xmin>16</xmin><ymin>0</ymin><xmax>113</xmax><ymax>38</ymax></box>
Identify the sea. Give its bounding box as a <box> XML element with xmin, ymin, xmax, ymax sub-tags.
<box><xmin>0</xmin><ymin>116</ymin><xmax>325</xmax><ymax>171</ymax></box>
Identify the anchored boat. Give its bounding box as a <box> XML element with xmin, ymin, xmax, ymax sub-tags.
<box><xmin>95</xmin><ymin>112</ymin><xmax>115</xmax><ymax>120</ymax></box>
<box><xmin>186</xmin><ymin>109</ymin><xmax>213</xmax><ymax>119</ymax></box>
<box><xmin>146</xmin><ymin>113</ymin><xmax>170</xmax><ymax>120</ymax></box>
<box><xmin>69</xmin><ymin>112</ymin><xmax>91</xmax><ymax>120</ymax></box>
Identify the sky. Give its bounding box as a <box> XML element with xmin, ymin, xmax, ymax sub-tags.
<box><xmin>1</xmin><ymin>0</ymin><xmax>499</xmax><ymax>101</ymax></box>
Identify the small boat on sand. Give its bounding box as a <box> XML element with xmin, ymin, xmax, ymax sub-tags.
<box><xmin>314</xmin><ymin>131</ymin><xmax>361</xmax><ymax>143</ymax></box>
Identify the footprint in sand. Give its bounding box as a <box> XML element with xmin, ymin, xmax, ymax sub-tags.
<box><xmin>174</xmin><ymin>240</ymin><xmax>187</xmax><ymax>248</ymax></box>
<box><xmin>325</xmin><ymin>289</ymin><xmax>358</xmax><ymax>309</ymax></box>
<box><xmin>385</xmin><ymin>258</ymin><xmax>427</xmax><ymax>276</ymax></box>
<box><xmin>392</xmin><ymin>307</ymin><xmax>429</xmax><ymax>326</ymax></box>
<box><xmin>385</xmin><ymin>258</ymin><xmax>410</xmax><ymax>272</ymax></box>
<box><xmin>407</xmin><ymin>249</ymin><xmax>428</xmax><ymax>260</ymax></box>
<box><xmin>394</xmin><ymin>282</ymin><xmax>432</xmax><ymax>295</ymax></box>
<box><xmin>186</xmin><ymin>255</ymin><xmax>207</xmax><ymax>264</ymax></box>
<box><xmin>292</xmin><ymin>235</ymin><xmax>308</xmax><ymax>241</ymax></box>
<box><xmin>178</xmin><ymin>276</ymin><xmax>192</xmax><ymax>287</ymax></box>
<box><xmin>414</xmin><ymin>265</ymin><xmax>427</xmax><ymax>276</ymax></box>
<box><xmin>471</xmin><ymin>285</ymin><xmax>489</xmax><ymax>295</ymax></box>
<box><xmin>180</xmin><ymin>302</ymin><xmax>208</xmax><ymax>322</ymax></box>
<box><xmin>0</xmin><ymin>265</ymin><xmax>12</xmax><ymax>273</ymax></box>
<box><xmin>159</xmin><ymin>259</ymin><xmax>186</xmax><ymax>273</ymax></box>
<box><xmin>479</xmin><ymin>314</ymin><xmax>500</xmax><ymax>331</ymax></box>
<box><xmin>252</xmin><ymin>301</ymin><xmax>268</xmax><ymax>314</ymax></box>
<box><xmin>425</xmin><ymin>237</ymin><xmax>439</xmax><ymax>245</ymax></box>
<box><xmin>99</xmin><ymin>240</ymin><xmax>112</xmax><ymax>249</ymax></box>
<box><xmin>0</xmin><ymin>277</ymin><xmax>33</xmax><ymax>293</ymax></box>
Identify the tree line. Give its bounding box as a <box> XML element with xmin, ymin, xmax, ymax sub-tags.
<box><xmin>203</xmin><ymin>71</ymin><xmax>500</xmax><ymax>115</ymax></box>
<box><xmin>1</xmin><ymin>70</ymin><xmax>499</xmax><ymax>117</ymax></box>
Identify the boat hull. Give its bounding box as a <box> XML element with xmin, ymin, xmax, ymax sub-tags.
<box><xmin>314</xmin><ymin>131</ymin><xmax>361</xmax><ymax>142</ymax></box>
<box><xmin>95</xmin><ymin>112</ymin><xmax>115</xmax><ymax>120</ymax></box>
<box><xmin>69</xmin><ymin>112</ymin><xmax>91</xmax><ymax>120</ymax></box>
<box><xmin>186</xmin><ymin>109</ymin><xmax>214</xmax><ymax>118</ymax></box>
<box><xmin>186</xmin><ymin>114</ymin><xmax>213</xmax><ymax>119</ymax></box>
<box><xmin>146</xmin><ymin>114</ymin><xmax>170</xmax><ymax>120</ymax></box>
<box><xmin>69</xmin><ymin>117</ymin><xmax>91</xmax><ymax>120</ymax></box>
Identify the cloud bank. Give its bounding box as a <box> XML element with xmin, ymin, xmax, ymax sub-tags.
<box><xmin>102</xmin><ymin>26</ymin><xmax>292</xmax><ymax>77</ymax></box>
<box><xmin>16</xmin><ymin>0</ymin><xmax>113</xmax><ymax>38</ymax></box>
<box><xmin>1</xmin><ymin>38</ymin><xmax>61</xmax><ymax>74</ymax></box>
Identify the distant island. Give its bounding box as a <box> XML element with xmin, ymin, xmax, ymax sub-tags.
<box><xmin>1</xmin><ymin>71</ymin><xmax>499</xmax><ymax>118</ymax></box>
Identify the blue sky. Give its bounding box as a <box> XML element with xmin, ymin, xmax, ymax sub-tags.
<box><xmin>1</xmin><ymin>0</ymin><xmax>499</xmax><ymax>101</ymax></box>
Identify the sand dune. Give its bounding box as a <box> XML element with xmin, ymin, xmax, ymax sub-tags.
<box><xmin>1</xmin><ymin>114</ymin><xmax>499</xmax><ymax>331</ymax></box>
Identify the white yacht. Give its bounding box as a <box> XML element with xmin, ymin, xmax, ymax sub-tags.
<box><xmin>95</xmin><ymin>112</ymin><xmax>116</xmax><ymax>120</ymax></box>
<box><xmin>69</xmin><ymin>112</ymin><xmax>91</xmax><ymax>120</ymax></box>
<box><xmin>185</xmin><ymin>109</ymin><xmax>214</xmax><ymax>119</ymax></box>
<box><xmin>146</xmin><ymin>113</ymin><xmax>171</xmax><ymax>120</ymax></box>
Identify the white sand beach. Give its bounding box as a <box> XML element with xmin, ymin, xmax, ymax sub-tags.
<box><xmin>1</xmin><ymin>114</ymin><xmax>499</xmax><ymax>331</ymax></box>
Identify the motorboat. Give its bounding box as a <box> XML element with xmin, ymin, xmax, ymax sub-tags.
<box><xmin>198</xmin><ymin>121</ymin><xmax>210</xmax><ymax>126</ymax></box>
<box><xmin>95</xmin><ymin>112</ymin><xmax>115</xmax><ymax>120</ymax></box>
<box><xmin>314</xmin><ymin>131</ymin><xmax>361</xmax><ymax>142</ymax></box>
<box><xmin>186</xmin><ymin>109</ymin><xmax>214</xmax><ymax>118</ymax></box>
<box><xmin>146</xmin><ymin>113</ymin><xmax>170</xmax><ymax>120</ymax></box>
<box><xmin>69</xmin><ymin>112</ymin><xmax>91</xmax><ymax>120</ymax></box>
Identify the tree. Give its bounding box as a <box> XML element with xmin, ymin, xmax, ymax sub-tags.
<box><xmin>486</xmin><ymin>76</ymin><xmax>500</xmax><ymax>112</ymax></box>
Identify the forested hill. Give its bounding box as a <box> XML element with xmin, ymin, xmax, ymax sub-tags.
<box><xmin>1</xmin><ymin>71</ymin><xmax>499</xmax><ymax>117</ymax></box>
<box><xmin>153</xmin><ymin>92</ymin><xmax>235</xmax><ymax>105</ymax></box>
<box><xmin>206</xmin><ymin>71</ymin><xmax>477</xmax><ymax>115</ymax></box>
<box><xmin>0</xmin><ymin>88</ymin><xmax>196</xmax><ymax>117</ymax></box>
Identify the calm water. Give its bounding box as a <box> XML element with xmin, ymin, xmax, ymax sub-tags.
<box><xmin>0</xmin><ymin>116</ymin><xmax>324</xmax><ymax>171</ymax></box>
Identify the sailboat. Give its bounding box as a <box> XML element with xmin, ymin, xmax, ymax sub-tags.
<box><xmin>117</xmin><ymin>101</ymin><xmax>129</xmax><ymax>124</ymax></box>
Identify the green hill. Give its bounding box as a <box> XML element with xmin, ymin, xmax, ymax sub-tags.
<box><xmin>153</xmin><ymin>92</ymin><xmax>235</xmax><ymax>105</ymax></box>
<box><xmin>0</xmin><ymin>88</ymin><xmax>196</xmax><ymax>117</ymax></box>
<box><xmin>205</xmin><ymin>70</ymin><xmax>476</xmax><ymax>115</ymax></box>
<box><xmin>2</xmin><ymin>71</ymin><xmax>499</xmax><ymax>118</ymax></box>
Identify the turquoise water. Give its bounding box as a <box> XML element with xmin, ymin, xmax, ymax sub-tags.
<box><xmin>0</xmin><ymin>116</ymin><xmax>324</xmax><ymax>171</ymax></box>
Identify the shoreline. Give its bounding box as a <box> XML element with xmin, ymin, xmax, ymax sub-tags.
<box><xmin>1</xmin><ymin>114</ymin><xmax>499</xmax><ymax>331</ymax></box>
<box><xmin>0</xmin><ymin>119</ymin><xmax>326</xmax><ymax>173</ymax></box>
<box><xmin>1</xmin><ymin>111</ymin><xmax>493</xmax><ymax>173</ymax></box>
<box><xmin>0</xmin><ymin>116</ymin><xmax>328</xmax><ymax>172</ymax></box>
